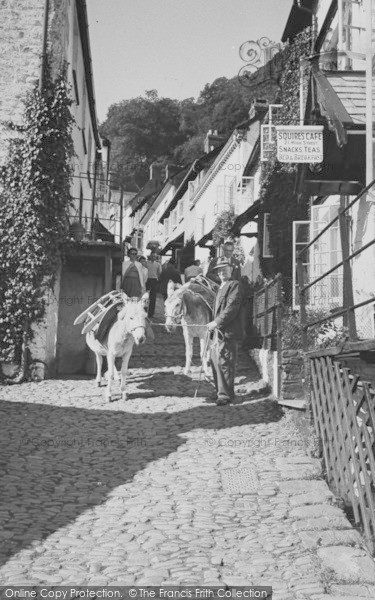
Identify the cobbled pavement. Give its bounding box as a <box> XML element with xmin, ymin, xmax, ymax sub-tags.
<box><xmin>1</xmin><ymin>298</ymin><xmax>375</xmax><ymax>600</ymax></box>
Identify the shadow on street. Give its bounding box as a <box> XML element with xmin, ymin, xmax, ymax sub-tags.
<box><xmin>0</xmin><ymin>395</ymin><xmax>283</xmax><ymax>566</ymax></box>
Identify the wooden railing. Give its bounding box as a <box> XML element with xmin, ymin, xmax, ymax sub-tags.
<box><xmin>309</xmin><ymin>344</ymin><xmax>375</xmax><ymax>554</ymax></box>
<box><xmin>296</xmin><ymin>180</ymin><xmax>375</xmax><ymax>349</ymax></box>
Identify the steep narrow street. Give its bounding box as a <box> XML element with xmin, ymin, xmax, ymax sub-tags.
<box><xmin>1</xmin><ymin>299</ymin><xmax>374</xmax><ymax>597</ymax></box>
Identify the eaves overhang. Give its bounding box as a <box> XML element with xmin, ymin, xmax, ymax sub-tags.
<box><xmin>76</xmin><ymin>0</ymin><xmax>100</xmax><ymax>148</ymax></box>
<box><xmin>231</xmin><ymin>200</ymin><xmax>260</xmax><ymax>236</ymax></box>
<box><xmin>159</xmin><ymin>144</ymin><xmax>225</xmax><ymax>223</ymax></box>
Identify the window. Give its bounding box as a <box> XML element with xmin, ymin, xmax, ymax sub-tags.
<box><xmin>236</xmin><ymin>176</ymin><xmax>254</xmax><ymax>214</ymax></box>
<box><xmin>261</xmin><ymin>124</ymin><xmax>276</xmax><ymax>162</ymax></box>
<box><xmin>292</xmin><ymin>221</ymin><xmax>310</xmax><ymax>309</ymax></box>
<box><xmin>310</xmin><ymin>202</ymin><xmax>342</xmax><ymax>309</ymax></box>
<box><xmin>292</xmin><ymin>201</ymin><xmax>343</xmax><ymax>311</ymax></box>
<box><xmin>338</xmin><ymin>0</ymin><xmax>366</xmax><ymax>69</ymax></box>
<box><xmin>263</xmin><ymin>213</ymin><xmax>273</xmax><ymax>258</ymax></box>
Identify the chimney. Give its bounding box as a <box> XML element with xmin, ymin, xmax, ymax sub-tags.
<box><xmin>149</xmin><ymin>162</ymin><xmax>164</xmax><ymax>183</ymax></box>
<box><xmin>204</xmin><ymin>130</ymin><xmax>226</xmax><ymax>154</ymax></box>
<box><xmin>164</xmin><ymin>164</ymin><xmax>181</xmax><ymax>181</ymax></box>
<box><xmin>249</xmin><ymin>98</ymin><xmax>269</xmax><ymax>120</ymax></box>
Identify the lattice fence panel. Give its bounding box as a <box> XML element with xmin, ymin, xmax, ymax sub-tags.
<box><xmin>310</xmin><ymin>355</ymin><xmax>375</xmax><ymax>554</ymax></box>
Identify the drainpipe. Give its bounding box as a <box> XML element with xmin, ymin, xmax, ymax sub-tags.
<box><xmin>39</xmin><ymin>0</ymin><xmax>50</xmax><ymax>91</ymax></box>
<box><xmin>90</xmin><ymin>153</ymin><xmax>98</xmax><ymax>238</ymax></box>
<box><xmin>295</xmin><ymin>1</ymin><xmax>317</xmax><ymax>125</ymax></box>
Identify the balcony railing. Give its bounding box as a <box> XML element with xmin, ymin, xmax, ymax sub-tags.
<box><xmin>69</xmin><ymin>200</ymin><xmax>122</xmax><ymax>245</ymax></box>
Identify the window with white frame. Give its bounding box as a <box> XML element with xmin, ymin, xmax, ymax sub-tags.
<box><xmin>164</xmin><ymin>218</ymin><xmax>169</xmax><ymax>238</ymax></box>
<box><xmin>237</xmin><ymin>176</ymin><xmax>254</xmax><ymax>214</ymax></box>
<box><xmin>321</xmin><ymin>0</ymin><xmax>366</xmax><ymax>70</ymax></box>
<box><xmin>292</xmin><ymin>200</ymin><xmax>343</xmax><ymax>311</ymax></box>
<box><xmin>310</xmin><ymin>202</ymin><xmax>342</xmax><ymax>309</ymax></box>
<box><xmin>263</xmin><ymin>213</ymin><xmax>273</xmax><ymax>258</ymax></box>
<box><xmin>292</xmin><ymin>221</ymin><xmax>310</xmax><ymax>309</ymax></box>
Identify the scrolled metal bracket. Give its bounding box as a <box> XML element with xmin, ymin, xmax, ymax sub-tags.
<box><xmin>238</xmin><ymin>37</ymin><xmax>281</xmax><ymax>88</ymax></box>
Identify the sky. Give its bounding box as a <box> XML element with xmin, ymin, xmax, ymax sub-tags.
<box><xmin>86</xmin><ymin>0</ymin><xmax>293</xmax><ymax>123</ymax></box>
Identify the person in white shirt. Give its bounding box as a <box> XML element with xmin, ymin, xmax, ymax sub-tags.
<box><xmin>146</xmin><ymin>251</ymin><xmax>162</xmax><ymax>318</ymax></box>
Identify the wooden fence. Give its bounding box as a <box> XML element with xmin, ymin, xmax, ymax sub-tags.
<box><xmin>296</xmin><ymin>181</ymin><xmax>375</xmax><ymax>555</ymax></box>
<box><xmin>309</xmin><ymin>345</ymin><xmax>375</xmax><ymax>555</ymax></box>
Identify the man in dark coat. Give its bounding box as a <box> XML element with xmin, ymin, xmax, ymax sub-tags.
<box><xmin>207</xmin><ymin>257</ymin><xmax>242</xmax><ymax>405</ymax></box>
<box><xmin>159</xmin><ymin>259</ymin><xmax>182</xmax><ymax>299</ymax></box>
<box><xmin>206</xmin><ymin>241</ymin><xmax>241</xmax><ymax>284</ymax></box>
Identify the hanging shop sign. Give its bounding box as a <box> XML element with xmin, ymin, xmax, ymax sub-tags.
<box><xmin>275</xmin><ymin>125</ymin><xmax>323</xmax><ymax>163</ymax></box>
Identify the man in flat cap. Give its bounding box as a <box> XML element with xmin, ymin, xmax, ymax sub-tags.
<box><xmin>206</xmin><ymin>241</ymin><xmax>241</xmax><ymax>284</ymax></box>
<box><xmin>206</xmin><ymin>257</ymin><xmax>242</xmax><ymax>405</ymax></box>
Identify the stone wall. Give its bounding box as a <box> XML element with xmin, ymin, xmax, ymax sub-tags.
<box><xmin>48</xmin><ymin>0</ymin><xmax>69</xmax><ymax>79</ymax></box>
<box><xmin>0</xmin><ymin>0</ymin><xmax>45</xmax><ymax>162</ymax></box>
<box><xmin>251</xmin><ymin>348</ymin><xmax>278</xmax><ymax>397</ymax></box>
<box><xmin>281</xmin><ymin>349</ymin><xmax>305</xmax><ymax>401</ymax></box>
<box><xmin>0</xmin><ymin>0</ymin><xmax>69</xmax><ymax>165</ymax></box>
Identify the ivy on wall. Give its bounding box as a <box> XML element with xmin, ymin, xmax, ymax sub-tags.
<box><xmin>259</xmin><ymin>28</ymin><xmax>312</xmax><ymax>279</ymax></box>
<box><xmin>212</xmin><ymin>209</ymin><xmax>245</xmax><ymax>264</ymax></box>
<box><xmin>0</xmin><ymin>66</ymin><xmax>74</xmax><ymax>373</ymax></box>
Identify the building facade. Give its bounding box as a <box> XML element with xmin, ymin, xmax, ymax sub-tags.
<box><xmin>0</xmin><ymin>1</ymin><xmax>121</xmax><ymax>377</ymax></box>
<box><xmin>284</xmin><ymin>0</ymin><xmax>375</xmax><ymax>337</ymax></box>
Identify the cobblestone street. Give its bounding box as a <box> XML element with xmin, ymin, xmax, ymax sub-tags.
<box><xmin>1</xmin><ymin>300</ymin><xmax>375</xmax><ymax>599</ymax></box>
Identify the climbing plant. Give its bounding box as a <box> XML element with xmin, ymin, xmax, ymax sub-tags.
<box><xmin>258</xmin><ymin>28</ymin><xmax>312</xmax><ymax>279</ymax></box>
<box><xmin>0</xmin><ymin>65</ymin><xmax>74</xmax><ymax>372</ymax></box>
<box><xmin>212</xmin><ymin>209</ymin><xmax>245</xmax><ymax>264</ymax></box>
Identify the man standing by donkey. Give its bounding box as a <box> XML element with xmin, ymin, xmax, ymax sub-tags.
<box><xmin>206</xmin><ymin>257</ymin><xmax>242</xmax><ymax>406</ymax></box>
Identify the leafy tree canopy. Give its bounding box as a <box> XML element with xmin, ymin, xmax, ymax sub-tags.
<box><xmin>100</xmin><ymin>77</ymin><xmax>255</xmax><ymax>190</ymax></box>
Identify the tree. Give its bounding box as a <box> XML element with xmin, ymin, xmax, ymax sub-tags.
<box><xmin>100</xmin><ymin>91</ymin><xmax>186</xmax><ymax>189</ymax></box>
<box><xmin>100</xmin><ymin>76</ymin><xmax>260</xmax><ymax>189</ymax></box>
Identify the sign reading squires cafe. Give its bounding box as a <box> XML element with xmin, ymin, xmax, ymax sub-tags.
<box><xmin>276</xmin><ymin>125</ymin><xmax>323</xmax><ymax>163</ymax></box>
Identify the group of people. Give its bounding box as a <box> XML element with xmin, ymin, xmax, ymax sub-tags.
<box><xmin>122</xmin><ymin>249</ymin><xmax>205</xmax><ymax>318</ymax></box>
<box><xmin>122</xmin><ymin>241</ymin><xmax>245</xmax><ymax>406</ymax></box>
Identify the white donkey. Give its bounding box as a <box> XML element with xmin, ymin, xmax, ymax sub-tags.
<box><xmin>86</xmin><ymin>293</ymin><xmax>148</xmax><ymax>401</ymax></box>
<box><xmin>164</xmin><ymin>280</ymin><xmax>214</xmax><ymax>377</ymax></box>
